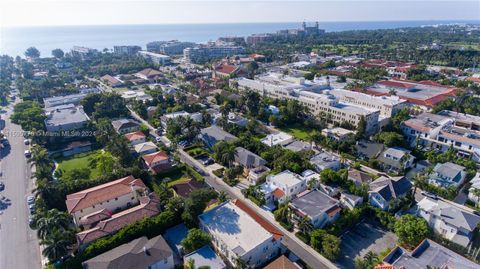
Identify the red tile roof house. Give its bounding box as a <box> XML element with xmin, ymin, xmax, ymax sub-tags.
<box><xmin>142</xmin><ymin>151</ymin><xmax>172</xmax><ymax>174</ymax></box>
<box><xmin>65</xmin><ymin>176</ymin><xmax>148</xmax><ymax>227</ymax></box>
<box><xmin>124</xmin><ymin>131</ymin><xmax>146</xmax><ymax>146</ymax></box>
<box><xmin>76</xmin><ymin>194</ymin><xmax>161</xmax><ymax>247</ymax></box>
<box><xmin>135</xmin><ymin>68</ymin><xmax>163</xmax><ymax>82</ymax></box>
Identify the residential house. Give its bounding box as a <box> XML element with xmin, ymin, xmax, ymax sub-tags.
<box><xmin>199</xmin><ymin>126</ymin><xmax>238</xmax><ymax>149</ymax></box>
<box><xmin>248</xmin><ymin>166</ymin><xmax>271</xmax><ymax>184</ymax></box>
<box><xmin>468</xmin><ymin>172</ymin><xmax>480</xmax><ymax>206</ymax></box>
<box><xmin>355</xmin><ymin>140</ymin><xmax>385</xmax><ymax>160</ymax></box>
<box><xmin>136</xmin><ymin>68</ymin><xmax>164</xmax><ymax>82</ymax></box>
<box><xmin>101</xmin><ymin>74</ymin><xmax>123</xmax><ymax>87</ymax></box>
<box><xmin>347</xmin><ymin>168</ymin><xmax>373</xmax><ymax>186</ymax></box>
<box><xmin>44</xmin><ymin>93</ymin><xmax>87</xmax><ymax>108</ymax></box>
<box><xmin>289</xmin><ymin>189</ymin><xmax>341</xmax><ymax>229</ymax></box>
<box><xmin>227</xmin><ymin>112</ymin><xmax>248</xmax><ymax>127</ymax></box>
<box><xmin>134</xmin><ymin>141</ymin><xmax>158</xmax><ymax>156</ymax></box>
<box><xmin>111</xmin><ymin>119</ymin><xmax>140</xmax><ymax>134</ymax></box>
<box><xmin>416</xmin><ymin>197</ymin><xmax>480</xmax><ymax>247</ymax></box>
<box><xmin>340</xmin><ymin>193</ymin><xmax>363</xmax><ymax>210</ymax></box>
<box><xmin>160</xmin><ymin>111</ymin><xmax>202</xmax><ymax>128</ymax></box>
<box><xmin>171</xmin><ymin>179</ymin><xmax>205</xmax><ymax>198</ymax></box>
<box><xmin>261</xmin><ymin>132</ymin><xmax>294</xmax><ymax>147</ymax></box>
<box><xmin>263</xmin><ymin>255</ymin><xmax>300</xmax><ymax>269</ymax></box>
<box><xmin>65</xmin><ymin>175</ymin><xmax>147</xmax><ymax>226</ymax></box>
<box><xmin>44</xmin><ymin>105</ymin><xmax>90</xmax><ymax>132</ymax></box>
<box><xmin>198</xmin><ymin>200</ymin><xmax>283</xmax><ymax>268</ymax></box>
<box><xmin>142</xmin><ymin>151</ymin><xmax>172</xmax><ymax>174</ymax></box>
<box><xmin>76</xmin><ymin>194</ymin><xmax>161</xmax><ymax>246</ymax></box>
<box><xmin>377</xmin><ymin>147</ymin><xmax>415</xmax><ymax>173</ymax></box>
<box><xmin>183</xmin><ymin>245</ymin><xmax>227</xmax><ymax>269</ymax></box>
<box><xmin>82</xmin><ymin>235</ymin><xmax>174</xmax><ymax>269</ymax></box>
<box><xmin>310</xmin><ymin>152</ymin><xmax>341</xmax><ymax>172</ymax></box>
<box><xmin>283</xmin><ymin>140</ymin><xmax>312</xmax><ymax>153</ymax></box>
<box><xmin>375</xmin><ymin>239</ymin><xmax>479</xmax><ymax>269</ymax></box>
<box><xmin>124</xmin><ymin>131</ymin><xmax>147</xmax><ymax>146</ymax></box>
<box><xmin>234</xmin><ymin>147</ymin><xmax>267</xmax><ymax>177</ymax></box>
<box><xmin>428</xmin><ymin>162</ymin><xmax>466</xmax><ymax>188</ymax></box>
<box><xmin>321</xmin><ymin>127</ymin><xmax>356</xmax><ymax>142</ymax></box>
<box><xmin>261</xmin><ymin>170</ymin><xmax>307</xmax><ymax>204</ymax></box>
<box><xmin>368</xmin><ymin>176</ymin><xmax>412</xmax><ymax>211</ymax></box>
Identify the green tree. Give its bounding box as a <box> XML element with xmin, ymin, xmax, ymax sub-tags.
<box><xmin>212</xmin><ymin>141</ymin><xmax>236</xmax><ymax>168</ymax></box>
<box><xmin>34</xmin><ymin>209</ymin><xmax>72</xmax><ymax>240</ymax></box>
<box><xmin>394</xmin><ymin>215</ymin><xmax>431</xmax><ymax>248</ymax></box>
<box><xmin>51</xmin><ymin>48</ymin><xmax>64</xmax><ymax>59</ymax></box>
<box><xmin>181</xmin><ymin>228</ymin><xmax>211</xmax><ymax>253</ymax></box>
<box><xmin>25</xmin><ymin>47</ymin><xmax>40</xmax><ymax>58</ymax></box>
<box><xmin>40</xmin><ymin>229</ymin><xmax>75</xmax><ymax>262</ymax></box>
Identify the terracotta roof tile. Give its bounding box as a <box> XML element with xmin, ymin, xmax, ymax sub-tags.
<box><xmin>272</xmin><ymin>188</ymin><xmax>285</xmax><ymax>198</ymax></box>
<box><xmin>65</xmin><ymin>176</ymin><xmax>146</xmax><ymax>213</ymax></box>
<box><xmin>124</xmin><ymin>131</ymin><xmax>146</xmax><ymax>141</ymax></box>
<box><xmin>142</xmin><ymin>151</ymin><xmax>169</xmax><ymax>166</ymax></box>
<box><xmin>263</xmin><ymin>255</ymin><xmax>298</xmax><ymax>269</ymax></box>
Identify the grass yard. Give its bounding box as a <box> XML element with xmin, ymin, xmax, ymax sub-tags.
<box><xmin>55</xmin><ymin>149</ymin><xmax>103</xmax><ymax>179</ymax></box>
<box><xmin>278</xmin><ymin>124</ymin><xmax>316</xmax><ymax>141</ymax></box>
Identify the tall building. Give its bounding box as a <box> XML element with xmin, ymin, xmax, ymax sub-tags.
<box><xmin>236</xmin><ymin>73</ymin><xmax>380</xmax><ymax>134</ymax></box>
<box><xmin>246</xmin><ymin>33</ymin><xmax>274</xmax><ymax>45</ymax></box>
<box><xmin>183</xmin><ymin>45</ymin><xmax>246</xmax><ymax>64</ymax></box>
<box><xmin>113</xmin><ymin>45</ymin><xmax>141</xmax><ymax>55</ymax></box>
<box><xmin>218</xmin><ymin>36</ymin><xmax>245</xmax><ymax>44</ymax></box>
<box><xmin>138</xmin><ymin>51</ymin><xmax>171</xmax><ymax>65</ymax></box>
<box><xmin>146</xmin><ymin>40</ymin><xmax>196</xmax><ymax>55</ymax></box>
<box><xmin>71</xmin><ymin>46</ymin><xmax>97</xmax><ymax>60</ymax></box>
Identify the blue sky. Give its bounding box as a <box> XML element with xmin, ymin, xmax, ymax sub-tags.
<box><xmin>1</xmin><ymin>0</ymin><xmax>478</xmax><ymax>27</ymax></box>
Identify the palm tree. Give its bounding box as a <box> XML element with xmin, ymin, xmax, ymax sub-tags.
<box><xmin>297</xmin><ymin>216</ymin><xmax>313</xmax><ymax>235</ymax></box>
<box><xmin>35</xmin><ymin>209</ymin><xmax>72</xmax><ymax>240</ymax></box>
<box><xmin>41</xmin><ymin>229</ymin><xmax>74</xmax><ymax>262</ymax></box>
<box><xmin>217</xmin><ymin>191</ymin><xmax>228</xmax><ymax>202</ymax></box>
<box><xmin>185</xmin><ymin>258</ymin><xmax>195</xmax><ymax>269</ymax></box>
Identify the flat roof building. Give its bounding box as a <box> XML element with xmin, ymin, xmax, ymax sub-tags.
<box><xmin>44</xmin><ymin>105</ymin><xmax>89</xmax><ymax>132</ymax></box>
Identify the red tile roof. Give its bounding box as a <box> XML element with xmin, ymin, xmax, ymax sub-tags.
<box><xmin>76</xmin><ymin>195</ymin><xmax>160</xmax><ymax>245</ymax></box>
<box><xmin>272</xmin><ymin>188</ymin><xmax>285</xmax><ymax>199</ymax></box>
<box><xmin>124</xmin><ymin>131</ymin><xmax>146</xmax><ymax>142</ymax></box>
<box><xmin>137</xmin><ymin>68</ymin><xmax>162</xmax><ymax>78</ymax></box>
<box><xmin>263</xmin><ymin>255</ymin><xmax>298</xmax><ymax>269</ymax></box>
<box><xmin>233</xmin><ymin>199</ymin><xmax>284</xmax><ymax>241</ymax></box>
<box><xmin>65</xmin><ymin>176</ymin><xmax>146</xmax><ymax>213</ymax></box>
<box><xmin>326</xmin><ymin>205</ymin><xmax>341</xmax><ymax>218</ymax></box>
<box><xmin>142</xmin><ymin>151</ymin><xmax>169</xmax><ymax>167</ymax></box>
<box><xmin>215</xmin><ymin>64</ymin><xmax>238</xmax><ymax>75</ymax></box>
<box><xmin>171</xmin><ymin>179</ymin><xmax>204</xmax><ymax>197</ymax></box>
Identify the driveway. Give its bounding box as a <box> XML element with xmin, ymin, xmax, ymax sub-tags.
<box><xmin>337</xmin><ymin>219</ymin><xmax>397</xmax><ymax>269</ymax></box>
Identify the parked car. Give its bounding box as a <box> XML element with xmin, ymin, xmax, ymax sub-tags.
<box><xmin>421</xmin><ymin>191</ymin><xmax>438</xmax><ymax>200</ymax></box>
<box><xmin>24</xmin><ymin>139</ymin><xmax>30</xmax><ymax>145</ymax></box>
<box><xmin>24</xmin><ymin>150</ymin><xmax>31</xmax><ymax>158</ymax></box>
<box><xmin>0</xmin><ymin>181</ymin><xmax>4</xmax><ymax>191</ymax></box>
<box><xmin>27</xmin><ymin>195</ymin><xmax>35</xmax><ymax>205</ymax></box>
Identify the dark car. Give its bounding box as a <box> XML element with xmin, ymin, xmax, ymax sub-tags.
<box><xmin>0</xmin><ymin>182</ymin><xmax>4</xmax><ymax>191</ymax></box>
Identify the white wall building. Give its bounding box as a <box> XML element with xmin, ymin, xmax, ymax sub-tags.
<box><xmin>199</xmin><ymin>200</ymin><xmax>283</xmax><ymax>268</ymax></box>
<box><xmin>261</xmin><ymin>170</ymin><xmax>307</xmax><ymax>204</ymax></box>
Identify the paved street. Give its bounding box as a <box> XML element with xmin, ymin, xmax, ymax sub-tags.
<box><xmin>0</xmin><ymin>105</ymin><xmax>42</xmax><ymax>269</ymax></box>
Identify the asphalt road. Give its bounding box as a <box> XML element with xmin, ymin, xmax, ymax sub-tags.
<box><xmin>0</xmin><ymin>105</ymin><xmax>42</xmax><ymax>269</ymax></box>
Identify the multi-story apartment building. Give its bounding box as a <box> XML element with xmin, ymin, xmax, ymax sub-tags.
<box><xmin>113</xmin><ymin>45</ymin><xmax>141</xmax><ymax>55</ymax></box>
<box><xmin>329</xmin><ymin>89</ymin><xmax>407</xmax><ymax>119</ymax></box>
<box><xmin>236</xmin><ymin>73</ymin><xmax>380</xmax><ymax>134</ymax></box>
<box><xmin>71</xmin><ymin>46</ymin><xmax>97</xmax><ymax>60</ymax></box>
<box><xmin>43</xmin><ymin>93</ymin><xmax>87</xmax><ymax>108</ymax></box>
<box><xmin>138</xmin><ymin>51</ymin><xmax>171</xmax><ymax>65</ymax></box>
<box><xmin>44</xmin><ymin>104</ymin><xmax>90</xmax><ymax>133</ymax></box>
<box><xmin>246</xmin><ymin>34</ymin><xmax>274</xmax><ymax>46</ymax></box>
<box><xmin>401</xmin><ymin>110</ymin><xmax>480</xmax><ymax>161</ymax></box>
<box><xmin>183</xmin><ymin>45</ymin><xmax>246</xmax><ymax>64</ymax></box>
<box><xmin>147</xmin><ymin>40</ymin><xmax>196</xmax><ymax>55</ymax></box>
<box><xmin>199</xmin><ymin>200</ymin><xmax>283</xmax><ymax>268</ymax></box>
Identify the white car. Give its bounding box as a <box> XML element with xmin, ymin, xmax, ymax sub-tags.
<box><xmin>24</xmin><ymin>150</ymin><xmax>31</xmax><ymax>158</ymax></box>
<box><xmin>27</xmin><ymin>195</ymin><xmax>35</xmax><ymax>205</ymax></box>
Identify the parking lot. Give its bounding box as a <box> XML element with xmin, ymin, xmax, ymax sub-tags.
<box><xmin>336</xmin><ymin>219</ymin><xmax>398</xmax><ymax>269</ymax></box>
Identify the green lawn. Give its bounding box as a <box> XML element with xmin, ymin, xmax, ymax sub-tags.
<box><xmin>278</xmin><ymin>124</ymin><xmax>316</xmax><ymax>141</ymax></box>
<box><xmin>55</xmin><ymin>150</ymin><xmax>103</xmax><ymax>179</ymax></box>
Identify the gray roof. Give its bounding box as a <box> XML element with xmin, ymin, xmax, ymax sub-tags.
<box><xmin>433</xmin><ymin>162</ymin><xmax>465</xmax><ymax>179</ymax></box>
<box><xmin>111</xmin><ymin>119</ymin><xmax>139</xmax><ymax>132</ymax></box>
<box><xmin>384</xmin><ymin>239</ymin><xmax>479</xmax><ymax>269</ymax></box>
<box><xmin>310</xmin><ymin>152</ymin><xmax>341</xmax><ymax>171</ymax></box>
<box><xmin>82</xmin><ymin>235</ymin><xmax>173</xmax><ymax>269</ymax></box>
<box><xmin>355</xmin><ymin>140</ymin><xmax>384</xmax><ymax>159</ymax></box>
<box><xmin>369</xmin><ymin>176</ymin><xmax>412</xmax><ymax>202</ymax></box>
<box><xmin>44</xmin><ymin>105</ymin><xmax>89</xmax><ymax>128</ymax></box>
<box><xmin>234</xmin><ymin>147</ymin><xmax>267</xmax><ymax>168</ymax></box>
<box><xmin>183</xmin><ymin>245</ymin><xmax>226</xmax><ymax>269</ymax></box>
<box><xmin>290</xmin><ymin>189</ymin><xmax>340</xmax><ymax>218</ymax></box>
<box><xmin>200</xmin><ymin>125</ymin><xmax>237</xmax><ymax>148</ymax></box>
<box><xmin>283</xmin><ymin>140</ymin><xmax>311</xmax><ymax>152</ymax></box>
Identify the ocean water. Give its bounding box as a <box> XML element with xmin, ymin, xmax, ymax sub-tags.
<box><xmin>1</xmin><ymin>20</ymin><xmax>478</xmax><ymax>57</ymax></box>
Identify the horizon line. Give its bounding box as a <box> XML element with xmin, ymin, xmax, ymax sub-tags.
<box><xmin>3</xmin><ymin>19</ymin><xmax>479</xmax><ymax>28</ymax></box>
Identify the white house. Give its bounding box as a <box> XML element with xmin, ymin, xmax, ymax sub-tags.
<box><xmin>124</xmin><ymin>131</ymin><xmax>147</xmax><ymax>146</ymax></box>
<box><xmin>416</xmin><ymin>197</ymin><xmax>480</xmax><ymax>247</ymax></box>
<box><xmin>377</xmin><ymin>147</ymin><xmax>415</xmax><ymax>173</ymax></box>
<box><xmin>261</xmin><ymin>132</ymin><xmax>294</xmax><ymax>147</ymax></box>
<box><xmin>260</xmin><ymin>170</ymin><xmax>307</xmax><ymax>204</ymax></box>
<box><xmin>428</xmin><ymin>162</ymin><xmax>466</xmax><ymax>188</ymax></box>
<box><xmin>199</xmin><ymin>200</ymin><xmax>283</xmax><ymax>268</ymax></box>
<box><xmin>468</xmin><ymin>172</ymin><xmax>480</xmax><ymax>206</ymax></box>
<box><xmin>289</xmin><ymin>189</ymin><xmax>341</xmax><ymax>229</ymax></box>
